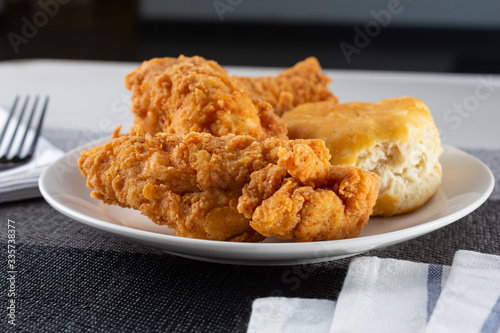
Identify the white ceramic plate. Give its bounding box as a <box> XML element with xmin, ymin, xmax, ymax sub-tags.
<box><xmin>39</xmin><ymin>141</ymin><xmax>494</xmax><ymax>266</ymax></box>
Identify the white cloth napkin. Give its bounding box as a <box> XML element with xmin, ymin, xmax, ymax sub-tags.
<box><xmin>247</xmin><ymin>297</ymin><xmax>336</xmax><ymax>333</ymax></box>
<box><xmin>247</xmin><ymin>251</ymin><xmax>500</xmax><ymax>333</ymax></box>
<box><xmin>330</xmin><ymin>257</ymin><xmax>450</xmax><ymax>333</ymax></box>
<box><xmin>0</xmin><ymin>107</ymin><xmax>64</xmax><ymax>203</ymax></box>
<box><xmin>425</xmin><ymin>250</ymin><xmax>500</xmax><ymax>333</ymax></box>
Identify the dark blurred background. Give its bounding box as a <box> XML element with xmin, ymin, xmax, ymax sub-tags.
<box><xmin>1</xmin><ymin>0</ymin><xmax>499</xmax><ymax>73</ymax></box>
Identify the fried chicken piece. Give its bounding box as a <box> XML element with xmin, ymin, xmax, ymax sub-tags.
<box><xmin>124</xmin><ymin>55</ymin><xmax>287</xmax><ymax>140</ymax></box>
<box><xmin>79</xmin><ymin>126</ymin><xmax>378</xmax><ymax>242</ymax></box>
<box><xmin>79</xmin><ymin>126</ymin><xmax>262</xmax><ymax>242</ymax></box>
<box><xmin>237</xmin><ymin>146</ymin><xmax>379</xmax><ymax>242</ymax></box>
<box><xmin>233</xmin><ymin>57</ymin><xmax>338</xmax><ymax>116</ymax></box>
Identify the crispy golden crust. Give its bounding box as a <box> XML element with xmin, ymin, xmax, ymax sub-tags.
<box><xmin>79</xmin><ymin>126</ymin><xmax>378</xmax><ymax>242</ymax></box>
<box><xmin>237</xmin><ymin>157</ymin><xmax>379</xmax><ymax>242</ymax></box>
<box><xmin>124</xmin><ymin>55</ymin><xmax>287</xmax><ymax>140</ymax></box>
<box><xmin>233</xmin><ymin>57</ymin><xmax>338</xmax><ymax>116</ymax></box>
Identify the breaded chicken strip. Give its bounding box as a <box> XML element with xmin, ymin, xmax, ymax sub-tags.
<box><xmin>233</xmin><ymin>57</ymin><xmax>338</xmax><ymax>116</ymax></box>
<box><xmin>237</xmin><ymin>145</ymin><xmax>379</xmax><ymax>242</ymax></box>
<box><xmin>124</xmin><ymin>55</ymin><xmax>287</xmax><ymax>140</ymax></box>
<box><xmin>78</xmin><ymin>126</ymin><xmax>378</xmax><ymax>242</ymax></box>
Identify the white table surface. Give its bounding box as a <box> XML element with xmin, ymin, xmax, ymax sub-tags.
<box><xmin>0</xmin><ymin>59</ymin><xmax>499</xmax><ymax>149</ymax></box>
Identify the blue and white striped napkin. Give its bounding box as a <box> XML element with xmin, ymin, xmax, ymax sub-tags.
<box><xmin>425</xmin><ymin>251</ymin><xmax>500</xmax><ymax>333</ymax></box>
<box><xmin>247</xmin><ymin>250</ymin><xmax>500</xmax><ymax>333</ymax></box>
<box><xmin>330</xmin><ymin>257</ymin><xmax>450</xmax><ymax>333</ymax></box>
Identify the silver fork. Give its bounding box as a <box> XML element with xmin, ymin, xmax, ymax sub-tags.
<box><xmin>0</xmin><ymin>96</ymin><xmax>49</xmax><ymax>170</ymax></box>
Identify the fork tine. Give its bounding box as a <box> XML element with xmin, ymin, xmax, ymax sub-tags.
<box><xmin>3</xmin><ymin>96</ymin><xmax>30</xmax><ymax>158</ymax></box>
<box><xmin>0</xmin><ymin>95</ymin><xmax>48</xmax><ymax>170</ymax></box>
<box><xmin>0</xmin><ymin>96</ymin><xmax>20</xmax><ymax>147</ymax></box>
<box><xmin>26</xmin><ymin>96</ymin><xmax>49</xmax><ymax>158</ymax></box>
<box><xmin>15</xmin><ymin>96</ymin><xmax>40</xmax><ymax>157</ymax></box>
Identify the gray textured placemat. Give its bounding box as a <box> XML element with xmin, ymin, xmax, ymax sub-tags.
<box><xmin>0</xmin><ymin>129</ymin><xmax>498</xmax><ymax>332</ymax></box>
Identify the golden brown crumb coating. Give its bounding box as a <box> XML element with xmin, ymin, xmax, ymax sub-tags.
<box><xmin>79</xmin><ymin>126</ymin><xmax>378</xmax><ymax>242</ymax></box>
<box><xmin>233</xmin><ymin>57</ymin><xmax>338</xmax><ymax>116</ymax></box>
<box><xmin>124</xmin><ymin>55</ymin><xmax>287</xmax><ymax>140</ymax></box>
<box><xmin>79</xmin><ymin>126</ymin><xmax>263</xmax><ymax>241</ymax></box>
<box><xmin>237</xmin><ymin>151</ymin><xmax>379</xmax><ymax>242</ymax></box>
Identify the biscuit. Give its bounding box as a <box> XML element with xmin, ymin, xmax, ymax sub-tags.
<box><xmin>282</xmin><ymin>97</ymin><xmax>443</xmax><ymax>216</ymax></box>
